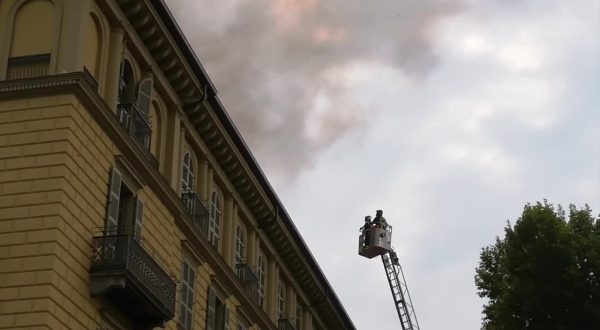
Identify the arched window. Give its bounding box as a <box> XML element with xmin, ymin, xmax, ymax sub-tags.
<box><xmin>115</xmin><ymin>60</ymin><xmax>153</xmax><ymax>152</ymax></box>
<box><xmin>257</xmin><ymin>253</ymin><xmax>266</xmax><ymax>308</ymax></box>
<box><xmin>181</xmin><ymin>151</ymin><xmax>195</xmax><ymax>192</ymax></box>
<box><xmin>234</xmin><ymin>224</ymin><xmax>246</xmax><ymax>264</ymax></box>
<box><xmin>208</xmin><ymin>191</ymin><xmax>221</xmax><ymax>247</ymax></box>
<box><xmin>7</xmin><ymin>0</ymin><xmax>56</xmax><ymax>79</ymax></box>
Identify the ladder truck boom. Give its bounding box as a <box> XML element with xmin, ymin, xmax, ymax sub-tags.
<box><xmin>358</xmin><ymin>210</ymin><xmax>420</xmax><ymax>330</ymax></box>
<box><xmin>382</xmin><ymin>251</ymin><xmax>420</xmax><ymax>330</ymax></box>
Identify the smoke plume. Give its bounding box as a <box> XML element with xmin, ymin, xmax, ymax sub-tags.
<box><xmin>165</xmin><ymin>0</ymin><xmax>461</xmax><ymax>183</ymax></box>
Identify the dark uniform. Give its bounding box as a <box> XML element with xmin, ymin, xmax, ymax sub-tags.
<box><xmin>372</xmin><ymin>209</ymin><xmax>387</xmax><ymax>229</ymax></box>
<box><xmin>362</xmin><ymin>216</ymin><xmax>372</xmax><ymax>246</ymax></box>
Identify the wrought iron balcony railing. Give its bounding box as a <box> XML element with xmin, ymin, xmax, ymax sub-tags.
<box><xmin>235</xmin><ymin>261</ymin><xmax>260</xmax><ymax>304</ymax></box>
<box><xmin>116</xmin><ymin>100</ymin><xmax>158</xmax><ymax>168</ymax></box>
<box><xmin>181</xmin><ymin>187</ymin><xmax>209</xmax><ymax>238</ymax></box>
<box><xmin>278</xmin><ymin>318</ymin><xmax>296</xmax><ymax>330</ymax></box>
<box><xmin>117</xmin><ymin>101</ymin><xmax>150</xmax><ymax>146</ymax></box>
<box><xmin>90</xmin><ymin>232</ymin><xmax>176</xmax><ymax>328</ymax></box>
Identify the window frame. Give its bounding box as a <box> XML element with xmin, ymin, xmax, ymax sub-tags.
<box><xmin>207</xmin><ymin>285</ymin><xmax>230</xmax><ymax>330</ymax></box>
<box><xmin>234</xmin><ymin>224</ymin><xmax>246</xmax><ymax>264</ymax></box>
<box><xmin>257</xmin><ymin>253</ymin><xmax>266</xmax><ymax>308</ymax></box>
<box><xmin>208</xmin><ymin>190</ymin><xmax>221</xmax><ymax>248</ymax></box>
<box><xmin>105</xmin><ymin>166</ymin><xmax>144</xmax><ymax>239</ymax></box>
<box><xmin>277</xmin><ymin>281</ymin><xmax>286</xmax><ymax>320</ymax></box>
<box><xmin>181</xmin><ymin>150</ymin><xmax>196</xmax><ymax>192</ymax></box>
<box><xmin>179</xmin><ymin>259</ymin><xmax>197</xmax><ymax>330</ymax></box>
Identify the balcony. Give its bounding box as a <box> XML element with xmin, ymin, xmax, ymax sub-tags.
<box><xmin>116</xmin><ymin>101</ymin><xmax>158</xmax><ymax>168</ymax></box>
<box><xmin>89</xmin><ymin>232</ymin><xmax>176</xmax><ymax>329</ymax></box>
<box><xmin>235</xmin><ymin>261</ymin><xmax>259</xmax><ymax>304</ymax></box>
<box><xmin>181</xmin><ymin>187</ymin><xmax>209</xmax><ymax>238</ymax></box>
<box><xmin>278</xmin><ymin>318</ymin><xmax>296</xmax><ymax>330</ymax></box>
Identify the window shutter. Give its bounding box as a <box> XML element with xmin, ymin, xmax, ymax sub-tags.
<box><xmin>179</xmin><ymin>262</ymin><xmax>189</xmax><ymax>328</ymax></box>
<box><xmin>207</xmin><ymin>287</ymin><xmax>216</xmax><ymax>330</ymax></box>
<box><xmin>133</xmin><ymin>197</ymin><xmax>144</xmax><ymax>241</ymax></box>
<box><xmin>106</xmin><ymin>168</ymin><xmax>122</xmax><ymax>234</ymax></box>
<box><xmin>224</xmin><ymin>305</ymin><xmax>230</xmax><ymax>330</ymax></box>
<box><xmin>180</xmin><ymin>260</ymin><xmax>196</xmax><ymax>330</ymax></box>
<box><xmin>137</xmin><ymin>78</ymin><xmax>153</xmax><ymax>114</ymax></box>
<box><xmin>188</xmin><ymin>264</ymin><xmax>196</xmax><ymax>319</ymax></box>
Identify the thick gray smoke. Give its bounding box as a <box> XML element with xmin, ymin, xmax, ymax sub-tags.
<box><xmin>165</xmin><ymin>0</ymin><xmax>461</xmax><ymax>183</ymax></box>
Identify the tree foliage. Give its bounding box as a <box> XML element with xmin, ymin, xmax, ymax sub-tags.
<box><xmin>475</xmin><ymin>201</ymin><xmax>600</xmax><ymax>329</ymax></box>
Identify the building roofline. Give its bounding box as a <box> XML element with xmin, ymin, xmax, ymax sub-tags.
<box><xmin>147</xmin><ymin>1</ymin><xmax>355</xmax><ymax>328</ymax></box>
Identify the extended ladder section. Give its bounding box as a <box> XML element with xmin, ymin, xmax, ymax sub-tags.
<box><xmin>381</xmin><ymin>251</ymin><xmax>420</xmax><ymax>330</ymax></box>
<box><xmin>358</xmin><ymin>211</ymin><xmax>421</xmax><ymax>329</ymax></box>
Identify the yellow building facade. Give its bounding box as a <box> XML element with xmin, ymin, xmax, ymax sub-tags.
<box><xmin>0</xmin><ymin>0</ymin><xmax>355</xmax><ymax>329</ymax></box>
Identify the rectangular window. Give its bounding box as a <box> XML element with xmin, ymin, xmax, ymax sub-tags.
<box><xmin>207</xmin><ymin>286</ymin><xmax>230</xmax><ymax>330</ymax></box>
<box><xmin>179</xmin><ymin>260</ymin><xmax>196</xmax><ymax>330</ymax></box>
<box><xmin>105</xmin><ymin>167</ymin><xmax>143</xmax><ymax>238</ymax></box>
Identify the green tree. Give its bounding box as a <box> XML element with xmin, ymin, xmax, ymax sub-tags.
<box><xmin>475</xmin><ymin>201</ymin><xmax>600</xmax><ymax>329</ymax></box>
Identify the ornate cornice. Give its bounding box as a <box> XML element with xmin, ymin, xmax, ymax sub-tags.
<box><xmin>111</xmin><ymin>0</ymin><xmax>356</xmax><ymax>328</ymax></box>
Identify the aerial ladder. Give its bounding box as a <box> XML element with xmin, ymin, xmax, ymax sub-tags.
<box><xmin>358</xmin><ymin>210</ymin><xmax>420</xmax><ymax>330</ymax></box>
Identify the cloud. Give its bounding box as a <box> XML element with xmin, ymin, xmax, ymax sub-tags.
<box><xmin>163</xmin><ymin>0</ymin><xmax>599</xmax><ymax>329</ymax></box>
<box><xmin>165</xmin><ymin>0</ymin><xmax>462</xmax><ymax>183</ymax></box>
<box><xmin>274</xmin><ymin>1</ymin><xmax>598</xmax><ymax>329</ymax></box>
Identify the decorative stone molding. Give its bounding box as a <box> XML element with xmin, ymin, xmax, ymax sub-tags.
<box><xmin>110</xmin><ymin>0</ymin><xmax>355</xmax><ymax>328</ymax></box>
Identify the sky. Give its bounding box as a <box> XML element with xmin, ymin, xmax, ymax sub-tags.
<box><xmin>164</xmin><ymin>0</ymin><xmax>600</xmax><ymax>329</ymax></box>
